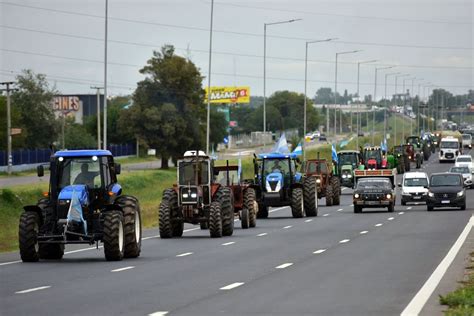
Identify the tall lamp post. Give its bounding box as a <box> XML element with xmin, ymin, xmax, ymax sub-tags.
<box><xmin>394</xmin><ymin>74</ymin><xmax>410</xmax><ymax>146</ymax></box>
<box><xmin>384</xmin><ymin>72</ymin><xmax>399</xmax><ymax>144</ymax></box>
<box><xmin>334</xmin><ymin>50</ymin><xmax>361</xmax><ymax>137</ymax></box>
<box><xmin>263</xmin><ymin>18</ymin><xmax>301</xmax><ymax>143</ymax></box>
<box><xmin>372</xmin><ymin>66</ymin><xmax>394</xmax><ymax>144</ymax></box>
<box><xmin>103</xmin><ymin>0</ymin><xmax>108</xmax><ymax>150</ymax></box>
<box><xmin>402</xmin><ymin>77</ymin><xmax>416</xmax><ymax>141</ymax></box>
<box><xmin>356</xmin><ymin>60</ymin><xmax>377</xmax><ymax>149</ymax></box>
<box><xmin>205</xmin><ymin>0</ymin><xmax>215</xmax><ymax>154</ymax></box>
<box><xmin>303</xmin><ymin>38</ymin><xmax>336</xmax><ymax>160</ymax></box>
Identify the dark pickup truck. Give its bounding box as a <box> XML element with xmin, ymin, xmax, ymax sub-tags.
<box><xmin>353</xmin><ymin>177</ymin><xmax>396</xmax><ymax>213</ymax></box>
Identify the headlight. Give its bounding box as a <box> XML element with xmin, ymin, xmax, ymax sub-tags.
<box><xmin>191</xmin><ymin>193</ymin><xmax>197</xmax><ymax>198</ymax></box>
<box><xmin>408</xmin><ymin>156</ymin><xmax>412</xmax><ymax>159</ymax></box>
<box><xmin>386</xmin><ymin>194</ymin><xmax>392</xmax><ymax>199</ymax></box>
<box><xmin>342</xmin><ymin>174</ymin><xmax>347</xmax><ymax>178</ymax></box>
<box><xmin>316</xmin><ymin>179</ymin><xmax>321</xmax><ymax>183</ymax></box>
<box><xmin>457</xmin><ymin>191</ymin><xmax>464</xmax><ymax>197</ymax></box>
<box><xmin>182</xmin><ymin>193</ymin><xmax>189</xmax><ymax>198</ymax></box>
<box><xmin>354</xmin><ymin>193</ymin><xmax>360</xmax><ymax>199</ymax></box>
<box><xmin>347</xmin><ymin>174</ymin><xmax>352</xmax><ymax>178</ymax></box>
<box><xmin>428</xmin><ymin>192</ymin><xmax>434</xmax><ymax>197</ymax></box>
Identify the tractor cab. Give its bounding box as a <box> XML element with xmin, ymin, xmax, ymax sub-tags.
<box><xmin>363</xmin><ymin>147</ymin><xmax>386</xmax><ymax>170</ymax></box>
<box><xmin>406</xmin><ymin>136</ymin><xmax>423</xmax><ymax>149</ymax></box>
<box><xmin>256</xmin><ymin>153</ymin><xmax>301</xmax><ymax>195</ymax></box>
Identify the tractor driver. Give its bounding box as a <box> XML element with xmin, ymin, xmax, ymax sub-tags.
<box><xmin>271</xmin><ymin>160</ymin><xmax>284</xmax><ymax>174</ymax></box>
<box><xmin>74</xmin><ymin>163</ymin><xmax>100</xmax><ymax>187</ymax></box>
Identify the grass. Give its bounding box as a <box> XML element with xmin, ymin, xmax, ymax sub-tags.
<box><xmin>0</xmin><ymin>168</ymin><xmax>175</xmax><ymax>253</ymax></box>
<box><xmin>439</xmin><ymin>252</ymin><xmax>474</xmax><ymax>315</ymax></box>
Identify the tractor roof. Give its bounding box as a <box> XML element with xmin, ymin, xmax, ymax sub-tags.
<box><xmin>258</xmin><ymin>152</ymin><xmax>297</xmax><ymax>159</ymax></box>
<box><xmin>54</xmin><ymin>150</ymin><xmax>113</xmax><ymax>157</ymax></box>
<box><xmin>338</xmin><ymin>150</ymin><xmax>360</xmax><ymax>154</ymax></box>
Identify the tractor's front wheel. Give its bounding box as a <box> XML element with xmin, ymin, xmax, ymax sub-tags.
<box><xmin>216</xmin><ymin>187</ymin><xmax>234</xmax><ymax>237</ymax></box>
<box><xmin>304</xmin><ymin>177</ymin><xmax>318</xmax><ymax>217</ymax></box>
<box><xmin>326</xmin><ymin>184</ymin><xmax>334</xmax><ymax>206</ymax></box>
<box><xmin>19</xmin><ymin>212</ymin><xmax>40</xmax><ymax>262</ymax></box>
<box><xmin>330</xmin><ymin>177</ymin><xmax>341</xmax><ymax>206</ymax></box>
<box><xmin>103</xmin><ymin>211</ymin><xmax>125</xmax><ymax>261</ymax></box>
<box><xmin>257</xmin><ymin>203</ymin><xmax>268</xmax><ymax>219</ymax></box>
<box><xmin>243</xmin><ymin>188</ymin><xmax>257</xmax><ymax>228</ymax></box>
<box><xmin>209</xmin><ymin>201</ymin><xmax>223</xmax><ymax>238</ymax></box>
<box><xmin>291</xmin><ymin>188</ymin><xmax>305</xmax><ymax>218</ymax></box>
<box><xmin>159</xmin><ymin>189</ymin><xmax>179</xmax><ymax>238</ymax></box>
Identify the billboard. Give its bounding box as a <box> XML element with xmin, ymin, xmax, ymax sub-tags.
<box><xmin>205</xmin><ymin>86</ymin><xmax>250</xmax><ymax>104</ymax></box>
<box><xmin>51</xmin><ymin>96</ymin><xmax>82</xmax><ymax>124</ymax></box>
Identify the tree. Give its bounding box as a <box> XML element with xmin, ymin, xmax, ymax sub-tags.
<box><xmin>64</xmin><ymin>117</ymin><xmax>96</xmax><ymax>149</ymax></box>
<box><xmin>210</xmin><ymin>108</ymin><xmax>227</xmax><ymax>150</ymax></box>
<box><xmin>11</xmin><ymin>70</ymin><xmax>59</xmax><ymax>148</ymax></box>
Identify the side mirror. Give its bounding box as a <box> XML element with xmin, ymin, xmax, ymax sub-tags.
<box><xmin>37</xmin><ymin>165</ymin><xmax>44</xmax><ymax>177</ymax></box>
<box><xmin>397</xmin><ymin>183</ymin><xmax>402</xmax><ymax>187</ymax></box>
<box><xmin>115</xmin><ymin>163</ymin><xmax>121</xmax><ymax>175</ymax></box>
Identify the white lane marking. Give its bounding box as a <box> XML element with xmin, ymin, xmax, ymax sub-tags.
<box><xmin>176</xmin><ymin>252</ymin><xmax>193</xmax><ymax>257</ymax></box>
<box><xmin>388</xmin><ymin>217</ymin><xmax>394</xmax><ymax>221</ymax></box>
<box><xmin>275</xmin><ymin>263</ymin><xmax>293</xmax><ymax>269</ymax></box>
<box><xmin>305</xmin><ymin>219</ymin><xmax>313</xmax><ymax>222</ymax></box>
<box><xmin>220</xmin><ymin>282</ymin><xmax>245</xmax><ymax>290</ymax></box>
<box><xmin>257</xmin><ymin>233</ymin><xmax>267</xmax><ymax>237</ymax></box>
<box><xmin>142</xmin><ymin>235</ymin><xmax>158</xmax><ymax>240</ymax></box>
<box><xmin>269</xmin><ymin>207</ymin><xmax>287</xmax><ymax>213</ymax></box>
<box><xmin>15</xmin><ymin>286</ymin><xmax>51</xmax><ymax>294</ymax></box>
<box><xmin>375</xmin><ymin>223</ymin><xmax>383</xmax><ymax>227</ymax></box>
<box><xmin>407</xmin><ymin>206</ymin><xmax>413</xmax><ymax>210</ymax></box>
<box><xmin>148</xmin><ymin>311</ymin><xmax>169</xmax><ymax>316</ymax></box>
<box><xmin>341</xmin><ymin>187</ymin><xmax>347</xmax><ymax>191</ymax></box>
<box><xmin>399</xmin><ymin>212</ymin><xmax>405</xmax><ymax>215</ymax></box>
<box><xmin>337</xmin><ymin>208</ymin><xmax>343</xmax><ymax>212</ymax></box>
<box><xmin>360</xmin><ymin>230</ymin><xmax>369</xmax><ymax>235</ymax></box>
<box><xmin>0</xmin><ymin>260</ymin><xmax>21</xmax><ymax>266</ymax></box>
<box><xmin>313</xmin><ymin>249</ymin><xmax>326</xmax><ymax>254</ymax></box>
<box><xmin>323</xmin><ymin>213</ymin><xmax>330</xmax><ymax>217</ymax></box>
<box><xmin>339</xmin><ymin>239</ymin><xmax>350</xmax><ymax>244</ymax></box>
<box><xmin>283</xmin><ymin>225</ymin><xmax>292</xmax><ymax>229</ymax></box>
<box><xmin>350</xmin><ymin>204</ymin><xmax>354</xmax><ymax>207</ymax></box>
<box><xmin>111</xmin><ymin>266</ymin><xmax>134</xmax><ymax>273</ymax></box>
<box><xmin>183</xmin><ymin>228</ymin><xmax>200</xmax><ymax>233</ymax></box>
<box><xmin>222</xmin><ymin>242</ymin><xmax>235</xmax><ymax>246</ymax></box>
<box><xmin>401</xmin><ymin>216</ymin><xmax>474</xmax><ymax>316</ymax></box>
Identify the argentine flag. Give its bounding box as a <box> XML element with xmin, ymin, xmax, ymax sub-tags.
<box><xmin>292</xmin><ymin>142</ymin><xmax>303</xmax><ymax>156</ymax></box>
<box><xmin>331</xmin><ymin>144</ymin><xmax>338</xmax><ymax>163</ymax></box>
<box><xmin>67</xmin><ymin>189</ymin><xmax>88</xmax><ymax>235</ymax></box>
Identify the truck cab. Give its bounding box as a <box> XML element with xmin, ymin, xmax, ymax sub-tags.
<box><xmin>439</xmin><ymin>137</ymin><xmax>461</xmax><ymax>162</ymax></box>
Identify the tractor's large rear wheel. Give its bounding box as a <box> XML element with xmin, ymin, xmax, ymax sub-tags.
<box><xmin>241</xmin><ymin>208</ymin><xmax>249</xmax><ymax>229</ymax></box>
<box><xmin>291</xmin><ymin>188</ymin><xmax>305</xmax><ymax>218</ymax></box>
<box><xmin>303</xmin><ymin>177</ymin><xmax>318</xmax><ymax>217</ymax></box>
<box><xmin>159</xmin><ymin>189</ymin><xmax>181</xmax><ymax>238</ymax></box>
<box><xmin>103</xmin><ymin>210</ymin><xmax>125</xmax><ymax>261</ymax></box>
<box><xmin>216</xmin><ymin>187</ymin><xmax>234</xmax><ymax>236</ymax></box>
<box><xmin>243</xmin><ymin>188</ymin><xmax>257</xmax><ymax>227</ymax></box>
<box><xmin>19</xmin><ymin>212</ymin><xmax>40</xmax><ymax>262</ymax></box>
<box><xmin>330</xmin><ymin>177</ymin><xmax>341</xmax><ymax>206</ymax></box>
<box><xmin>116</xmin><ymin>196</ymin><xmax>142</xmax><ymax>258</ymax></box>
<box><xmin>209</xmin><ymin>201</ymin><xmax>223</xmax><ymax>238</ymax></box>
<box><xmin>326</xmin><ymin>184</ymin><xmax>334</xmax><ymax>206</ymax></box>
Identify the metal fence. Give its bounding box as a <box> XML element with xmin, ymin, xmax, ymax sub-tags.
<box><xmin>0</xmin><ymin>144</ymin><xmax>136</xmax><ymax>166</ymax></box>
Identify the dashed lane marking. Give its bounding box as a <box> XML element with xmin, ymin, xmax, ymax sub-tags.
<box><xmin>148</xmin><ymin>311</ymin><xmax>169</xmax><ymax>316</ymax></box>
<box><xmin>360</xmin><ymin>231</ymin><xmax>368</xmax><ymax>235</ymax></box>
<box><xmin>399</xmin><ymin>212</ymin><xmax>405</xmax><ymax>215</ymax></box>
<box><xmin>220</xmin><ymin>282</ymin><xmax>245</xmax><ymax>290</ymax></box>
<box><xmin>222</xmin><ymin>242</ymin><xmax>235</xmax><ymax>246</ymax></box>
<box><xmin>407</xmin><ymin>206</ymin><xmax>413</xmax><ymax>210</ymax></box>
<box><xmin>375</xmin><ymin>223</ymin><xmax>383</xmax><ymax>227</ymax></box>
<box><xmin>313</xmin><ymin>249</ymin><xmax>326</xmax><ymax>254</ymax></box>
<box><xmin>15</xmin><ymin>286</ymin><xmax>51</xmax><ymax>294</ymax></box>
<box><xmin>176</xmin><ymin>252</ymin><xmax>193</xmax><ymax>257</ymax></box>
<box><xmin>323</xmin><ymin>213</ymin><xmax>330</xmax><ymax>217</ymax></box>
<box><xmin>305</xmin><ymin>219</ymin><xmax>313</xmax><ymax>222</ymax></box>
<box><xmin>111</xmin><ymin>266</ymin><xmax>135</xmax><ymax>272</ymax></box>
<box><xmin>388</xmin><ymin>217</ymin><xmax>394</xmax><ymax>220</ymax></box>
<box><xmin>339</xmin><ymin>239</ymin><xmax>350</xmax><ymax>244</ymax></box>
<box><xmin>275</xmin><ymin>263</ymin><xmax>294</xmax><ymax>269</ymax></box>
<box><xmin>257</xmin><ymin>233</ymin><xmax>268</xmax><ymax>237</ymax></box>
<box><xmin>337</xmin><ymin>208</ymin><xmax>343</xmax><ymax>212</ymax></box>
<box><xmin>283</xmin><ymin>225</ymin><xmax>292</xmax><ymax>229</ymax></box>
<box><xmin>269</xmin><ymin>207</ymin><xmax>287</xmax><ymax>213</ymax></box>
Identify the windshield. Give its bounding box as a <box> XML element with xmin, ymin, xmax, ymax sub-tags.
<box><xmin>440</xmin><ymin>141</ymin><xmax>459</xmax><ymax>149</ymax></box>
<box><xmin>216</xmin><ymin>169</ymin><xmax>239</xmax><ymax>185</ymax></box>
<box><xmin>462</xmin><ymin>135</ymin><xmax>471</xmax><ymax>140</ymax></box>
<box><xmin>306</xmin><ymin>161</ymin><xmax>327</xmax><ymax>173</ymax></box>
<box><xmin>406</xmin><ymin>137</ymin><xmax>420</xmax><ymax>144</ymax></box>
<box><xmin>357</xmin><ymin>179</ymin><xmax>390</xmax><ymax>189</ymax></box>
<box><xmin>450</xmin><ymin>167</ymin><xmax>470</xmax><ymax>174</ymax></box>
<box><xmin>179</xmin><ymin>161</ymin><xmax>209</xmax><ymax>185</ymax></box>
<box><xmin>338</xmin><ymin>154</ymin><xmax>358</xmax><ymax>166</ymax></box>
<box><xmin>457</xmin><ymin>157</ymin><xmax>472</xmax><ymax>163</ymax></box>
<box><xmin>264</xmin><ymin>158</ymin><xmax>290</xmax><ymax>176</ymax></box>
<box><xmin>58</xmin><ymin>157</ymin><xmax>102</xmax><ymax>189</ymax></box>
<box><xmin>404</xmin><ymin>178</ymin><xmax>428</xmax><ymax>187</ymax></box>
<box><xmin>364</xmin><ymin>150</ymin><xmax>381</xmax><ymax>161</ymax></box>
<box><xmin>430</xmin><ymin>175</ymin><xmax>462</xmax><ymax>187</ymax></box>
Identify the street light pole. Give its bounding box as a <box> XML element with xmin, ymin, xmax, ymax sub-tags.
<box><xmin>372</xmin><ymin>66</ymin><xmax>394</xmax><ymax>144</ymax></box>
<box><xmin>384</xmin><ymin>72</ymin><xmax>399</xmax><ymax>144</ymax></box>
<box><xmin>91</xmin><ymin>86</ymin><xmax>103</xmax><ymax>149</ymax></box>
<box><xmin>356</xmin><ymin>60</ymin><xmax>377</xmax><ymax>149</ymax></box>
<box><xmin>206</xmin><ymin>0</ymin><xmax>214</xmax><ymax>154</ymax></box>
<box><xmin>0</xmin><ymin>81</ymin><xmax>16</xmax><ymax>175</ymax></box>
<box><xmin>263</xmin><ymin>18</ymin><xmax>301</xmax><ymax>145</ymax></box>
<box><xmin>334</xmin><ymin>50</ymin><xmax>361</xmax><ymax>137</ymax></box>
<box><xmin>103</xmin><ymin>0</ymin><xmax>108</xmax><ymax>150</ymax></box>
<box><xmin>303</xmin><ymin>38</ymin><xmax>336</xmax><ymax>160</ymax></box>
<box><xmin>394</xmin><ymin>74</ymin><xmax>410</xmax><ymax>146</ymax></box>
<box><xmin>402</xmin><ymin>77</ymin><xmax>415</xmax><ymax>141</ymax></box>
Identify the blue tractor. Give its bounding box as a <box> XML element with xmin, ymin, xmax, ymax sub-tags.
<box><xmin>19</xmin><ymin>150</ymin><xmax>142</xmax><ymax>262</ymax></box>
<box><xmin>253</xmin><ymin>153</ymin><xmax>318</xmax><ymax>218</ymax></box>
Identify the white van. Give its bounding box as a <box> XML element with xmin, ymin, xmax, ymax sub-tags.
<box><xmin>399</xmin><ymin>172</ymin><xmax>429</xmax><ymax>205</ymax></box>
<box><xmin>439</xmin><ymin>137</ymin><xmax>460</xmax><ymax>162</ymax></box>
<box><xmin>461</xmin><ymin>134</ymin><xmax>472</xmax><ymax>149</ymax></box>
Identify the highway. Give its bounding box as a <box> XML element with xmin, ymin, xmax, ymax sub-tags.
<box><xmin>1</xmin><ymin>153</ymin><xmax>473</xmax><ymax>316</ymax></box>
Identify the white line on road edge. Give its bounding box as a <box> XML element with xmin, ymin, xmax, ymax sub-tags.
<box><xmin>339</xmin><ymin>239</ymin><xmax>350</xmax><ymax>244</ymax></box>
<box><xmin>257</xmin><ymin>233</ymin><xmax>268</xmax><ymax>237</ymax></box>
<box><xmin>407</xmin><ymin>206</ymin><xmax>412</xmax><ymax>210</ymax></box>
<box><xmin>375</xmin><ymin>223</ymin><xmax>383</xmax><ymax>227</ymax></box>
<box><xmin>399</xmin><ymin>212</ymin><xmax>405</xmax><ymax>215</ymax></box>
<box><xmin>222</xmin><ymin>242</ymin><xmax>235</xmax><ymax>246</ymax></box>
<box><xmin>313</xmin><ymin>249</ymin><xmax>326</xmax><ymax>254</ymax></box>
<box><xmin>305</xmin><ymin>219</ymin><xmax>313</xmax><ymax>222</ymax></box>
<box><xmin>360</xmin><ymin>231</ymin><xmax>368</xmax><ymax>235</ymax></box>
<box><xmin>323</xmin><ymin>213</ymin><xmax>330</xmax><ymax>217</ymax></box>
<box><xmin>176</xmin><ymin>252</ymin><xmax>193</xmax><ymax>257</ymax></box>
<box><xmin>341</xmin><ymin>187</ymin><xmax>347</xmax><ymax>191</ymax></box>
<box><xmin>15</xmin><ymin>286</ymin><xmax>51</xmax><ymax>294</ymax></box>
<box><xmin>337</xmin><ymin>208</ymin><xmax>343</xmax><ymax>212</ymax></box>
<box><xmin>220</xmin><ymin>282</ymin><xmax>245</xmax><ymax>290</ymax></box>
<box><xmin>0</xmin><ymin>260</ymin><xmax>21</xmax><ymax>266</ymax></box>
<box><xmin>388</xmin><ymin>217</ymin><xmax>394</xmax><ymax>221</ymax></box>
<box><xmin>401</xmin><ymin>216</ymin><xmax>474</xmax><ymax>316</ymax></box>
<box><xmin>275</xmin><ymin>263</ymin><xmax>293</xmax><ymax>269</ymax></box>
<box><xmin>283</xmin><ymin>225</ymin><xmax>292</xmax><ymax>229</ymax></box>
<box><xmin>269</xmin><ymin>207</ymin><xmax>287</xmax><ymax>213</ymax></box>
<box><xmin>148</xmin><ymin>311</ymin><xmax>168</xmax><ymax>316</ymax></box>
<box><xmin>111</xmin><ymin>266</ymin><xmax>134</xmax><ymax>272</ymax></box>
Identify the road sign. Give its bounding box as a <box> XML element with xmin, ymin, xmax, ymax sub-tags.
<box><xmin>11</xmin><ymin>128</ymin><xmax>22</xmax><ymax>135</ymax></box>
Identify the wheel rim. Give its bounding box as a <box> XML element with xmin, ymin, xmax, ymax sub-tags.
<box><xmin>134</xmin><ymin>211</ymin><xmax>141</xmax><ymax>242</ymax></box>
<box><xmin>118</xmin><ymin>221</ymin><xmax>124</xmax><ymax>253</ymax></box>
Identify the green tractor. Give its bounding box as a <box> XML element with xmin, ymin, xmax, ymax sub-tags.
<box><xmin>335</xmin><ymin>150</ymin><xmax>362</xmax><ymax>189</ymax></box>
<box><xmin>387</xmin><ymin>145</ymin><xmax>410</xmax><ymax>174</ymax></box>
<box><xmin>406</xmin><ymin>135</ymin><xmax>430</xmax><ymax>161</ymax></box>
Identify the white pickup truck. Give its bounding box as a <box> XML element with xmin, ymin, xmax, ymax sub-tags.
<box><xmin>461</xmin><ymin>134</ymin><xmax>472</xmax><ymax>149</ymax></box>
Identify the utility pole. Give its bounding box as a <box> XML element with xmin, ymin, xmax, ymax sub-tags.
<box><xmin>1</xmin><ymin>82</ymin><xmax>17</xmax><ymax>175</ymax></box>
<box><xmin>91</xmin><ymin>86</ymin><xmax>103</xmax><ymax>149</ymax></box>
<box><xmin>103</xmin><ymin>0</ymin><xmax>109</xmax><ymax>150</ymax></box>
<box><xmin>206</xmin><ymin>0</ymin><xmax>214</xmax><ymax>154</ymax></box>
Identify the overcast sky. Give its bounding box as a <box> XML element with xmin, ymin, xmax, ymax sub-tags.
<box><xmin>0</xmin><ymin>0</ymin><xmax>472</xmax><ymax>100</ymax></box>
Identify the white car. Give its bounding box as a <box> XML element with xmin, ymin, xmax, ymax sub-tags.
<box><xmin>455</xmin><ymin>155</ymin><xmax>474</xmax><ymax>173</ymax></box>
<box><xmin>461</xmin><ymin>134</ymin><xmax>472</xmax><ymax>149</ymax></box>
<box><xmin>449</xmin><ymin>166</ymin><xmax>473</xmax><ymax>188</ymax></box>
<box><xmin>399</xmin><ymin>172</ymin><xmax>429</xmax><ymax>205</ymax></box>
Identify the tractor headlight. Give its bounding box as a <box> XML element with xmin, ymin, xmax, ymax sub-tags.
<box><xmin>386</xmin><ymin>194</ymin><xmax>392</xmax><ymax>199</ymax></box>
<box><xmin>457</xmin><ymin>191</ymin><xmax>464</xmax><ymax>197</ymax></box>
<box><xmin>354</xmin><ymin>193</ymin><xmax>360</xmax><ymax>199</ymax></box>
<box><xmin>182</xmin><ymin>193</ymin><xmax>189</xmax><ymax>198</ymax></box>
<box><xmin>408</xmin><ymin>156</ymin><xmax>412</xmax><ymax>159</ymax></box>
<box><xmin>347</xmin><ymin>174</ymin><xmax>352</xmax><ymax>178</ymax></box>
<box><xmin>428</xmin><ymin>192</ymin><xmax>434</xmax><ymax>197</ymax></box>
<box><xmin>191</xmin><ymin>193</ymin><xmax>197</xmax><ymax>198</ymax></box>
<box><xmin>316</xmin><ymin>178</ymin><xmax>321</xmax><ymax>184</ymax></box>
<box><xmin>342</xmin><ymin>174</ymin><xmax>347</xmax><ymax>178</ymax></box>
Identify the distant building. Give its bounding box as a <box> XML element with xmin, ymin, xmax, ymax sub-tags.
<box><xmin>51</xmin><ymin>94</ymin><xmax>104</xmax><ymax>124</ymax></box>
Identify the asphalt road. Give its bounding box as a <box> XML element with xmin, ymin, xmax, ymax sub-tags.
<box><xmin>1</xmin><ymin>151</ymin><xmax>473</xmax><ymax>316</ymax></box>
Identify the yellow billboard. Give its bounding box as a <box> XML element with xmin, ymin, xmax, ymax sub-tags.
<box><xmin>205</xmin><ymin>86</ymin><xmax>250</xmax><ymax>104</ymax></box>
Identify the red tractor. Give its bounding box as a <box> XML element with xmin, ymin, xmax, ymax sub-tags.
<box><xmin>301</xmin><ymin>158</ymin><xmax>340</xmax><ymax>206</ymax></box>
<box><xmin>362</xmin><ymin>146</ymin><xmax>387</xmax><ymax>170</ymax></box>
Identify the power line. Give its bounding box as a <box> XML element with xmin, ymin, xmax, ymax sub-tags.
<box><xmin>1</xmin><ymin>2</ymin><xmax>472</xmax><ymax>50</ymax></box>
<box><xmin>2</xmin><ymin>25</ymin><xmax>472</xmax><ymax>70</ymax></box>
